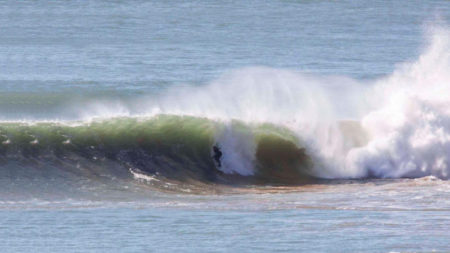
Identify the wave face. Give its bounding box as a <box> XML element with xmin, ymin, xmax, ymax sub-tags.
<box><xmin>0</xmin><ymin>116</ymin><xmax>317</xmax><ymax>188</ymax></box>
<box><xmin>0</xmin><ymin>24</ymin><xmax>448</xmax><ymax>187</ymax></box>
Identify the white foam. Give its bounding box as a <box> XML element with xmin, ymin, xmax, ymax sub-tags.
<box><xmin>346</xmin><ymin>25</ymin><xmax>450</xmax><ymax>179</ymax></box>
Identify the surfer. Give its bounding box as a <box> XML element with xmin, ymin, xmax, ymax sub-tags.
<box><xmin>212</xmin><ymin>145</ymin><xmax>222</xmax><ymax>167</ymax></box>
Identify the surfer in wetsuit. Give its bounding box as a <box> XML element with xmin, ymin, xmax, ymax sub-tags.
<box><xmin>213</xmin><ymin>145</ymin><xmax>222</xmax><ymax>167</ymax></box>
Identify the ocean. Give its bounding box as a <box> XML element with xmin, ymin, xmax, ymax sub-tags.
<box><xmin>0</xmin><ymin>0</ymin><xmax>449</xmax><ymax>252</ymax></box>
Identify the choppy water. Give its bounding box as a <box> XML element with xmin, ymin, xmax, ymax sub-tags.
<box><xmin>1</xmin><ymin>0</ymin><xmax>450</xmax><ymax>252</ymax></box>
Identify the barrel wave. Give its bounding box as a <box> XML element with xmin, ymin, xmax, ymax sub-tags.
<box><xmin>0</xmin><ymin>115</ymin><xmax>318</xmax><ymax>192</ymax></box>
<box><xmin>0</xmin><ymin>24</ymin><xmax>449</xmax><ymax>193</ymax></box>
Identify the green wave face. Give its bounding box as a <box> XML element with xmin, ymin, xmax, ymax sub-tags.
<box><xmin>0</xmin><ymin>115</ymin><xmax>315</xmax><ymax>187</ymax></box>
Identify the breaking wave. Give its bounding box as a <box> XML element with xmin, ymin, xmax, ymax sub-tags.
<box><xmin>0</xmin><ymin>116</ymin><xmax>318</xmax><ymax>187</ymax></box>
<box><xmin>0</xmin><ymin>24</ymin><xmax>449</xmax><ymax>190</ymax></box>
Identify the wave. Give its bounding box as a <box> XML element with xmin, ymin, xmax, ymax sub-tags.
<box><xmin>0</xmin><ymin>116</ymin><xmax>324</xmax><ymax>188</ymax></box>
<box><xmin>0</xmin><ymin>23</ymin><xmax>449</xmax><ymax>188</ymax></box>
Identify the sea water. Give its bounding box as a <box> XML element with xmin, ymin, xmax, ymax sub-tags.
<box><xmin>0</xmin><ymin>0</ymin><xmax>449</xmax><ymax>252</ymax></box>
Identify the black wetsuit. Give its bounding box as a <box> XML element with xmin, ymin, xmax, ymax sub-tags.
<box><xmin>213</xmin><ymin>145</ymin><xmax>222</xmax><ymax>167</ymax></box>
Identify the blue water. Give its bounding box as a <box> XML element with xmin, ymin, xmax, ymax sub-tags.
<box><xmin>0</xmin><ymin>0</ymin><xmax>450</xmax><ymax>252</ymax></box>
<box><xmin>1</xmin><ymin>208</ymin><xmax>449</xmax><ymax>252</ymax></box>
<box><xmin>0</xmin><ymin>0</ymin><xmax>446</xmax><ymax>94</ymax></box>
